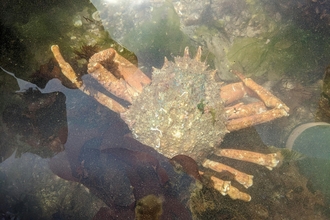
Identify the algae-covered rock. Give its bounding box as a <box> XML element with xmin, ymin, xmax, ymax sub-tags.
<box><xmin>227</xmin><ymin>25</ymin><xmax>330</xmax><ymax>79</ymax></box>
<box><xmin>1</xmin><ymin>0</ymin><xmax>112</xmax><ymax>76</ymax></box>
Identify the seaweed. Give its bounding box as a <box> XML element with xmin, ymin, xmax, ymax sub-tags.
<box><xmin>74</xmin><ymin>44</ymin><xmax>100</xmax><ymax>61</ymax></box>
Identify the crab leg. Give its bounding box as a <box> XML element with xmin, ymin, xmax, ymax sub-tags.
<box><xmin>220</xmin><ymin>82</ymin><xmax>248</xmax><ymax>105</ymax></box>
<box><xmin>87</xmin><ymin>61</ymin><xmax>138</xmax><ymax>103</ymax></box>
<box><xmin>203</xmin><ymin>159</ymin><xmax>253</xmax><ymax>188</ymax></box>
<box><xmin>225</xmin><ymin>101</ymin><xmax>268</xmax><ymax>119</ymax></box>
<box><xmin>229</xmin><ymin>107</ymin><xmax>288</xmax><ymax>131</ymax></box>
<box><xmin>220</xmin><ymin>70</ymin><xmax>290</xmax><ymax>131</ymax></box>
<box><xmin>51</xmin><ymin>45</ymin><xmax>83</xmax><ymax>88</ymax></box>
<box><xmin>199</xmin><ymin>171</ymin><xmax>251</xmax><ymax>202</ymax></box>
<box><xmin>210</xmin><ymin>176</ymin><xmax>251</xmax><ymax>202</ymax></box>
<box><xmin>82</xmin><ymin>86</ymin><xmax>127</xmax><ymax>113</ymax></box>
<box><xmin>232</xmin><ymin>70</ymin><xmax>290</xmax><ymax>112</ymax></box>
<box><xmin>221</xmin><ymin>71</ymin><xmax>290</xmax><ymax>131</ymax></box>
<box><xmin>226</xmin><ymin>108</ymin><xmax>288</xmax><ymax>131</ymax></box>
<box><xmin>51</xmin><ymin>45</ymin><xmax>127</xmax><ymax>113</ymax></box>
<box><xmin>89</xmin><ymin>48</ymin><xmax>151</xmax><ymax>92</ymax></box>
<box><xmin>215</xmin><ymin>149</ymin><xmax>281</xmax><ymax>170</ymax></box>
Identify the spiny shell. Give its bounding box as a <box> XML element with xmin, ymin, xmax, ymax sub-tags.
<box><xmin>121</xmin><ymin>47</ymin><xmax>228</xmax><ymax>161</ymax></box>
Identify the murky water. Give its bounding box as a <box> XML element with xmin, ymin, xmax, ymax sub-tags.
<box><xmin>1</xmin><ymin>0</ymin><xmax>330</xmax><ymax>219</ymax></box>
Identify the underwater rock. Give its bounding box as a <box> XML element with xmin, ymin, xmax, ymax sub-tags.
<box><xmin>1</xmin><ymin>89</ymin><xmax>67</xmax><ymax>159</ymax></box>
<box><xmin>0</xmin><ymin>153</ymin><xmax>104</xmax><ymax>219</ymax></box>
<box><xmin>227</xmin><ymin>24</ymin><xmax>330</xmax><ymax>79</ymax></box>
<box><xmin>273</xmin><ymin>0</ymin><xmax>330</xmax><ymax>34</ymax></box>
<box><xmin>317</xmin><ymin>65</ymin><xmax>330</xmax><ymax>122</ymax></box>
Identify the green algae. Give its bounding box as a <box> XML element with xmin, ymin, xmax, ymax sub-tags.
<box><xmin>135</xmin><ymin>194</ymin><xmax>163</xmax><ymax>220</ymax></box>
<box><xmin>227</xmin><ymin>25</ymin><xmax>330</xmax><ymax>78</ymax></box>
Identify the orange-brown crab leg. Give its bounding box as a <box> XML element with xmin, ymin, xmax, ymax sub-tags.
<box><xmin>208</xmin><ymin>147</ymin><xmax>281</xmax><ymax>181</ymax></box>
<box><xmin>51</xmin><ymin>45</ymin><xmax>83</xmax><ymax>88</ymax></box>
<box><xmin>222</xmin><ymin>98</ymin><xmax>288</xmax><ymax>131</ymax></box>
<box><xmin>222</xmin><ymin>71</ymin><xmax>290</xmax><ymax>131</ymax></box>
<box><xmin>88</xmin><ymin>48</ymin><xmax>151</xmax><ymax>93</ymax></box>
<box><xmin>221</xmin><ymin>71</ymin><xmax>289</xmax><ymax>113</ymax></box>
<box><xmin>203</xmin><ymin>159</ymin><xmax>253</xmax><ymax>188</ymax></box>
<box><xmin>217</xmin><ymin>71</ymin><xmax>287</xmax><ymax>175</ymax></box>
<box><xmin>215</xmin><ymin>149</ymin><xmax>282</xmax><ymax>170</ymax></box>
<box><xmin>199</xmin><ymin>171</ymin><xmax>251</xmax><ymax>202</ymax></box>
<box><xmin>87</xmin><ymin>61</ymin><xmax>138</xmax><ymax>103</ymax></box>
<box><xmin>226</xmin><ymin>108</ymin><xmax>288</xmax><ymax>131</ymax></box>
<box><xmin>225</xmin><ymin>101</ymin><xmax>268</xmax><ymax>119</ymax></box>
<box><xmin>233</xmin><ymin>70</ymin><xmax>289</xmax><ymax>112</ymax></box>
<box><xmin>51</xmin><ymin>45</ymin><xmax>127</xmax><ymax>113</ymax></box>
<box><xmin>211</xmin><ymin>176</ymin><xmax>251</xmax><ymax>201</ymax></box>
<box><xmin>220</xmin><ymin>82</ymin><xmax>248</xmax><ymax>105</ymax></box>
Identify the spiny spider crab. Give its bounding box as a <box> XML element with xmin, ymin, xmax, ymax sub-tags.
<box><xmin>51</xmin><ymin>45</ymin><xmax>289</xmax><ymax>202</ymax></box>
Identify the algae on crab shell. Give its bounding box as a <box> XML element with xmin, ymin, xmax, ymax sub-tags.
<box><xmin>227</xmin><ymin>25</ymin><xmax>330</xmax><ymax>79</ymax></box>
